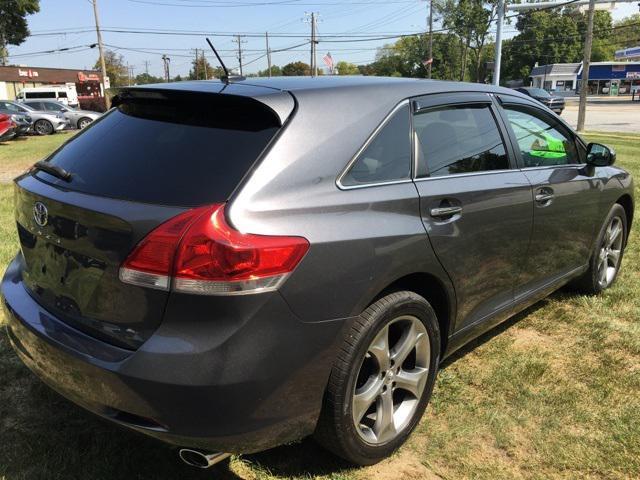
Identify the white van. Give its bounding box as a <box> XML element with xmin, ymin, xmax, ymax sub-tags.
<box><xmin>16</xmin><ymin>83</ymin><xmax>79</xmax><ymax>108</ymax></box>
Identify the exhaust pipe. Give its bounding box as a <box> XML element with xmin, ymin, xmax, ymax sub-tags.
<box><xmin>178</xmin><ymin>448</ymin><xmax>231</xmax><ymax>469</ymax></box>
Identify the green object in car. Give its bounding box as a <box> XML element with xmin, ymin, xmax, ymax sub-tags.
<box><xmin>530</xmin><ymin>132</ymin><xmax>566</xmax><ymax>159</ymax></box>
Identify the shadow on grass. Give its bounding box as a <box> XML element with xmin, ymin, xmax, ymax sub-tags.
<box><xmin>0</xmin><ymin>291</ymin><xmax>574</xmax><ymax>480</ymax></box>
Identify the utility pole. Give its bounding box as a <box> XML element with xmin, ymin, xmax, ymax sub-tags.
<box><xmin>202</xmin><ymin>50</ymin><xmax>209</xmax><ymax>79</ymax></box>
<box><xmin>577</xmin><ymin>0</ymin><xmax>596</xmax><ymax>132</ymax></box>
<box><xmin>144</xmin><ymin>60</ymin><xmax>150</xmax><ymax>75</ymax></box>
<box><xmin>427</xmin><ymin>0</ymin><xmax>433</xmax><ymax>79</ymax></box>
<box><xmin>493</xmin><ymin>0</ymin><xmax>504</xmax><ymax>86</ymax></box>
<box><xmin>194</xmin><ymin>48</ymin><xmax>199</xmax><ymax>80</ymax></box>
<box><xmin>266</xmin><ymin>32</ymin><xmax>272</xmax><ymax>77</ymax></box>
<box><xmin>306</xmin><ymin>12</ymin><xmax>318</xmax><ymax>76</ymax></box>
<box><xmin>92</xmin><ymin>0</ymin><xmax>110</xmax><ymax>109</ymax></box>
<box><xmin>233</xmin><ymin>35</ymin><xmax>246</xmax><ymax>76</ymax></box>
<box><xmin>162</xmin><ymin>55</ymin><xmax>170</xmax><ymax>82</ymax></box>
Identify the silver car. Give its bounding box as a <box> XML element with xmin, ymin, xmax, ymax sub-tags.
<box><xmin>0</xmin><ymin>100</ymin><xmax>68</xmax><ymax>135</ymax></box>
<box><xmin>22</xmin><ymin>100</ymin><xmax>102</xmax><ymax>129</ymax></box>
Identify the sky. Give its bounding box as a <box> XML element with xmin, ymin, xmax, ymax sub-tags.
<box><xmin>5</xmin><ymin>0</ymin><xmax>639</xmax><ymax>79</ymax></box>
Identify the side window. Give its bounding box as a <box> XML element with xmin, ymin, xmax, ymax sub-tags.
<box><xmin>340</xmin><ymin>104</ymin><xmax>411</xmax><ymax>187</ymax></box>
<box><xmin>4</xmin><ymin>103</ymin><xmax>22</xmax><ymax>113</ymax></box>
<box><xmin>503</xmin><ymin>106</ymin><xmax>579</xmax><ymax>167</ymax></box>
<box><xmin>414</xmin><ymin>104</ymin><xmax>509</xmax><ymax>178</ymax></box>
<box><xmin>43</xmin><ymin>102</ymin><xmax>62</xmax><ymax>112</ymax></box>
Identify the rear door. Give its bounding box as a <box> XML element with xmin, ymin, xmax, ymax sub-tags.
<box><xmin>412</xmin><ymin>93</ymin><xmax>533</xmax><ymax>331</ymax></box>
<box><xmin>14</xmin><ymin>90</ymin><xmax>285</xmax><ymax>349</ymax></box>
<box><xmin>495</xmin><ymin>95</ymin><xmax>603</xmax><ymax>296</ymax></box>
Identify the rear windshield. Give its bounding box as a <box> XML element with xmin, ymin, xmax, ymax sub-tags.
<box><xmin>525</xmin><ymin>88</ymin><xmax>551</xmax><ymax>98</ymax></box>
<box><xmin>36</xmin><ymin>92</ymin><xmax>280</xmax><ymax>206</ymax></box>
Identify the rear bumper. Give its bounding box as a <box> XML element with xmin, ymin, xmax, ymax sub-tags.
<box><xmin>2</xmin><ymin>254</ymin><xmax>349</xmax><ymax>454</ymax></box>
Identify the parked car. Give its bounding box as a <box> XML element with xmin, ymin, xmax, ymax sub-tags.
<box><xmin>9</xmin><ymin>113</ymin><xmax>33</xmax><ymax>137</ymax></box>
<box><xmin>0</xmin><ymin>100</ymin><xmax>68</xmax><ymax>135</ymax></box>
<box><xmin>22</xmin><ymin>100</ymin><xmax>101</xmax><ymax>129</ymax></box>
<box><xmin>0</xmin><ymin>113</ymin><xmax>16</xmax><ymax>141</ymax></box>
<box><xmin>514</xmin><ymin>87</ymin><xmax>565</xmax><ymax>114</ymax></box>
<box><xmin>2</xmin><ymin>77</ymin><xmax>633</xmax><ymax>469</ymax></box>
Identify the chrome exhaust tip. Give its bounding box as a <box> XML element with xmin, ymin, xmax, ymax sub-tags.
<box><xmin>178</xmin><ymin>448</ymin><xmax>231</xmax><ymax>469</ymax></box>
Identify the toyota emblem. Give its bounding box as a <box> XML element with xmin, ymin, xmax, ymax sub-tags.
<box><xmin>33</xmin><ymin>201</ymin><xmax>48</xmax><ymax>227</ymax></box>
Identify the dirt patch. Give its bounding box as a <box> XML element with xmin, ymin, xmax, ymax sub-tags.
<box><xmin>510</xmin><ymin>328</ymin><xmax>553</xmax><ymax>351</ymax></box>
<box><xmin>358</xmin><ymin>450</ymin><xmax>442</xmax><ymax>480</ymax></box>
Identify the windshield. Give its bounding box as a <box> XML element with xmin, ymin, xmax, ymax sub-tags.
<box><xmin>526</xmin><ymin>88</ymin><xmax>551</xmax><ymax>98</ymax></box>
<box><xmin>14</xmin><ymin>103</ymin><xmax>35</xmax><ymax>112</ymax></box>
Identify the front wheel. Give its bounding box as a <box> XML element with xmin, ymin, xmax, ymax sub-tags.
<box><xmin>77</xmin><ymin>117</ymin><xmax>92</xmax><ymax>129</ymax></box>
<box><xmin>573</xmin><ymin>203</ymin><xmax>628</xmax><ymax>294</ymax></box>
<box><xmin>34</xmin><ymin>119</ymin><xmax>54</xmax><ymax>135</ymax></box>
<box><xmin>314</xmin><ymin>291</ymin><xmax>440</xmax><ymax>465</ymax></box>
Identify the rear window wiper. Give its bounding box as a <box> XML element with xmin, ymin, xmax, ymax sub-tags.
<box><xmin>33</xmin><ymin>161</ymin><xmax>73</xmax><ymax>182</ymax></box>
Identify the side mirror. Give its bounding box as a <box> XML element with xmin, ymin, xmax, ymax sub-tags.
<box><xmin>586</xmin><ymin>142</ymin><xmax>616</xmax><ymax>167</ymax></box>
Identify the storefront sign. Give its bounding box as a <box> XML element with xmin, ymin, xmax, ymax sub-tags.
<box><xmin>17</xmin><ymin>69</ymin><xmax>39</xmax><ymax>78</ymax></box>
<box><xmin>627</xmin><ymin>72</ymin><xmax>640</xmax><ymax>79</ymax></box>
<box><xmin>77</xmin><ymin>72</ymin><xmax>101</xmax><ymax>82</ymax></box>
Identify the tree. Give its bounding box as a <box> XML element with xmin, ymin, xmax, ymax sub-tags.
<box><xmin>282</xmin><ymin>61</ymin><xmax>310</xmax><ymax>76</ymax></box>
<box><xmin>502</xmin><ymin>11</ymin><xmax>583</xmax><ymax>83</ymax></box>
<box><xmin>95</xmin><ymin>50</ymin><xmax>128</xmax><ymax>87</ymax></box>
<box><xmin>336</xmin><ymin>61</ymin><xmax>359</xmax><ymax>75</ymax></box>
<box><xmin>437</xmin><ymin>0</ymin><xmax>499</xmax><ymax>82</ymax></box>
<box><xmin>362</xmin><ymin>33</ymin><xmax>463</xmax><ymax>81</ymax></box>
<box><xmin>257</xmin><ymin>65</ymin><xmax>282</xmax><ymax>77</ymax></box>
<box><xmin>0</xmin><ymin>0</ymin><xmax>40</xmax><ymax>65</ymax></box>
<box><xmin>135</xmin><ymin>72</ymin><xmax>164</xmax><ymax>85</ymax></box>
<box><xmin>569</xmin><ymin>9</ymin><xmax>614</xmax><ymax>61</ymax></box>
<box><xmin>188</xmin><ymin>54</ymin><xmax>225</xmax><ymax>80</ymax></box>
<box><xmin>612</xmin><ymin>14</ymin><xmax>640</xmax><ymax>51</ymax></box>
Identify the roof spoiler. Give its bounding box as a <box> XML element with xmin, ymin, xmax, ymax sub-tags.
<box><xmin>111</xmin><ymin>86</ymin><xmax>294</xmax><ymax>126</ymax></box>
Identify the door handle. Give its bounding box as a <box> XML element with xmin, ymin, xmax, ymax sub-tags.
<box><xmin>430</xmin><ymin>206</ymin><xmax>462</xmax><ymax>218</ymax></box>
<box><xmin>535</xmin><ymin>192</ymin><xmax>554</xmax><ymax>203</ymax></box>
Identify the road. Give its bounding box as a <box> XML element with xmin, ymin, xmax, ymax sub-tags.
<box><xmin>561</xmin><ymin>98</ymin><xmax>640</xmax><ymax>133</ymax></box>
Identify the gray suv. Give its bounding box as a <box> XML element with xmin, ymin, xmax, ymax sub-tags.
<box><xmin>2</xmin><ymin>77</ymin><xmax>633</xmax><ymax>469</ymax></box>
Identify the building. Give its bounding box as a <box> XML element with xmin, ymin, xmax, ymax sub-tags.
<box><xmin>0</xmin><ymin>65</ymin><xmax>105</xmax><ymax>101</ymax></box>
<box><xmin>529</xmin><ymin>61</ymin><xmax>640</xmax><ymax>95</ymax></box>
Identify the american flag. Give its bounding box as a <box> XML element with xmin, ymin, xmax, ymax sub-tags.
<box><xmin>323</xmin><ymin>52</ymin><xmax>334</xmax><ymax>73</ymax></box>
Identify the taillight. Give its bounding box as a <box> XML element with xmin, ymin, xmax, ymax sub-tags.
<box><xmin>120</xmin><ymin>204</ymin><xmax>309</xmax><ymax>295</ymax></box>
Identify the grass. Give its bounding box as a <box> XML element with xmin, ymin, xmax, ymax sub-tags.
<box><xmin>0</xmin><ymin>132</ymin><xmax>639</xmax><ymax>479</ymax></box>
<box><xmin>0</xmin><ymin>132</ymin><xmax>76</xmax><ymax>182</ymax></box>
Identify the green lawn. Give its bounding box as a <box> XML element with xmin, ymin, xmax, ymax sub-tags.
<box><xmin>0</xmin><ymin>132</ymin><xmax>76</xmax><ymax>180</ymax></box>
<box><xmin>0</xmin><ymin>133</ymin><xmax>638</xmax><ymax>480</ymax></box>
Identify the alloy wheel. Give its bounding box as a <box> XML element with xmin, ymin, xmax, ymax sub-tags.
<box><xmin>597</xmin><ymin>216</ymin><xmax>624</xmax><ymax>288</ymax></box>
<box><xmin>78</xmin><ymin>118</ymin><xmax>91</xmax><ymax>129</ymax></box>
<box><xmin>34</xmin><ymin>120</ymin><xmax>53</xmax><ymax>135</ymax></box>
<box><xmin>352</xmin><ymin>315</ymin><xmax>430</xmax><ymax>445</ymax></box>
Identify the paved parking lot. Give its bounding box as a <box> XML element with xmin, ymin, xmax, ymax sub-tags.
<box><xmin>562</xmin><ymin>98</ymin><xmax>640</xmax><ymax>133</ymax></box>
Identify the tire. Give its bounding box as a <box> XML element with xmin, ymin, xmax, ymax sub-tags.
<box><xmin>573</xmin><ymin>203</ymin><xmax>628</xmax><ymax>294</ymax></box>
<box><xmin>77</xmin><ymin>117</ymin><xmax>92</xmax><ymax>129</ymax></box>
<box><xmin>34</xmin><ymin>119</ymin><xmax>54</xmax><ymax>136</ymax></box>
<box><xmin>314</xmin><ymin>291</ymin><xmax>440</xmax><ymax>465</ymax></box>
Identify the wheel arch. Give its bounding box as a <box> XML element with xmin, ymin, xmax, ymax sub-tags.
<box><xmin>371</xmin><ymin>272</ymin><xmax>455</xmax><ymax>356</ymax></box>
<box><xmin>616</xmin><ymin>194</ymin><xmax>634</xmax><ymax>244</ymax></box>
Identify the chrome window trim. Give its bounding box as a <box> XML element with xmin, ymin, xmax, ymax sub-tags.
<box><xmin>519</xmin><ymin>163</ymin><xmax>586</xmax><ymax>172</ymax></box>
<box><xmin>336</xmin><ymin>99</ymin><xmax>412</xmax><ymax>191</ymax></box>
<box><xmin>412</xmin><ymin>168</ymin><xmax>515</xmax><ymax>183</ymax></box>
